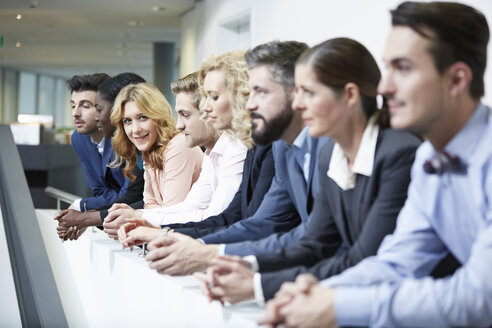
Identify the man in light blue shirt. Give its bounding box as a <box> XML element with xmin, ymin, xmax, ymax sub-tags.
<box><xmin>260</xmin><ymin>2</ymin><xmax>492</xmax><ymax>327</ymax></box>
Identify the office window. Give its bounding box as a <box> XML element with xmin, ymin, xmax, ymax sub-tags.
<box><xmin>0</xmin><ymin>68</ymin><xmax>3</xmax><ymax>122</ymax></box>
<box><xmin>55</xmin><ymin>78</ymin><xmax>70</xmax><ymax>128</ymax></box>
<box><xmin>38</xmin><ymin>75</ymin><xmax>55</xmax><ymax>117</ymax></box>
<box><xmin>3</xmin><ymin>69</ymin><xmax>18</xmax><ymax>123</ymax></box>
<box><xmin>18</xmin><ymin>72</ymin><xmax>37</xmax><ymax>115</ymax></box>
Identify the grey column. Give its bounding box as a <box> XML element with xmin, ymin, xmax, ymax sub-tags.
<box><xmin>0</xmin><ymin>124</ymin><xmax>68</xmax><ymax>327</ymax></box>
<box><xmin>153</xmin><ymin>42</ymin><xmax>176</xmax><ymax>111</ymax></box>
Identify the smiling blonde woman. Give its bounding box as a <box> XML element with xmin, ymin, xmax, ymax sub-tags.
<box><xmin>110</xmin><ymin>82</ymin><xmax>203</xmax><ymax>208</ymax></box>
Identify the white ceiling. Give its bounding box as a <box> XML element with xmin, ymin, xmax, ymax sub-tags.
<box><xmin>0</xmin><ymin>0</ymin><xmax>196</xmax><ymax>78</ymax></box>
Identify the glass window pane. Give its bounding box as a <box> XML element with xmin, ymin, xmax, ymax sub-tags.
<box><xmin>54</xmin><ymin>78</ymin><xmax>70</xmax><ymax>129</ymax></box>
<box><xmin>0</xmin><ymin>68</ymin><xmax>3</xmax><ymax>122</ymax></box>
<box><xmin>3</xmin><ymin>70</ymin><xmax>18</xmax><ymax>123</ymax></box>
<box><xmin>38</xmin><ymin>75</ymin><xmax>55</xmax><ymax>116</ymax></box>
<box><xmin>18</xmin><ymin>72</ymin><xmax>37</xmax><ymax>115</ymax></box>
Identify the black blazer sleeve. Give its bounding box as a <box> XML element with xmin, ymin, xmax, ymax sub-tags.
<box><xmin>256</xmin><ymin>130</ymin><xmax>420</xmax><ymax>300</ymax></box>
<box><xmin>97</xmin><ymin>166</ymin><xmax>145</xmax><ymax>222</ymax></box>
<box><xmin>169</xmin><ymin>145</ymin><xmax>275</xmax><ymax>238</ymax></box>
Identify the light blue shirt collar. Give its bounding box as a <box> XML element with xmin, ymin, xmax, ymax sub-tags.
<box><xmin>292</xmin><ymin>126</ymin><xmax>310</xmax><ymax>150</ymax></box>
<box><xmin>445</xmin><ymin>102</ymin><xmax>489</xmax><ymax>165</ymax></box>
<box><xmin>291</xmin><ymin>127</ymin><xmax>312</xmax><ymax>182</ymax></box>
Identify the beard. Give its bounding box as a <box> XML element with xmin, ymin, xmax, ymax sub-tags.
<box><xmin>251</xmin><ymin>101</ymin><xmax>293</xmax><ymax>145</ymax></box>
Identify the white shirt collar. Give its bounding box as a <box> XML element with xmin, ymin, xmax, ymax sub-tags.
<box><xmin>91</xmin><ymin>137</ymin><xmax>105</xmax><ymax>156</ymax></box>
<box><xmin>327</xmin><ymin>115</ymin><xmax>379</xmax><ymax>190</ymax></box>
<box><xmin>208</xmin><ymin>132</ymin><xmax>234</xmax><ymax>159</ymax></box>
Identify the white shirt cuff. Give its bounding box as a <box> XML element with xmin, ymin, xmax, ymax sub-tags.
<box><xmin>72</xmin><ymin>198</ymin><xmax>82</xmax><ymax>211</ymax></box>
<box><xmin>142</xmin><ymin>210</ymin><xmax>164</xmax><ymax>226</ymax></box>
<box><xmin>197</xmin><ymin>238</ymin><xmax>205</xmax><ymax>244</ymax></box>
<box><xmin>243</xmin><ymin>255</ymin><xmax>259</xmax><ymax>272</ymax></box>
<box><xmin>218</xmin><ymin>243</ymin><xmax>226</xmax><ymax>255</ymax></box>
<box><xmin>253</xmin><ymin>273</ymin><xmax>265</xmax><ymax>306</ymax></box>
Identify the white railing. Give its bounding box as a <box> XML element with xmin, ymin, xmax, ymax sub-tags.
<box><xmin>44</xmin><ymin>186</ymin><xmax>79</xmax><ymax>211</ymax></box>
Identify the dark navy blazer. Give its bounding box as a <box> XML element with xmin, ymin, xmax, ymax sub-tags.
<box><xmin>167</xmin><ymin>144</ymin><xmax>275</xmax><ymax>237</ymax></box>
<box><xmin>202</xmin><ymin>128</ymin><xmax>330</xmax><ymax>256</ymax></box>
<box><xmin>98</xmin><ymin>165</ymin><xmax>145</xmax><ymax>222</ymax></box>
<box><xmin>71</xmin><ymin>130</ymin><xmax>129</xmax><ymax>211</ymax></box>
<box><xmin>256</xmin><ymin>128</ymin><xmax>421</xmax><ymax>300</ymax></box>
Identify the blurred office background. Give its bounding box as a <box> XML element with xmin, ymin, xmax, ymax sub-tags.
<box><xmin>1</xmin><ymin>0</ymin><xmax>491</xmax><ymax>129</ymax></box>
<box><xmin>2</xmin><ymin>3</ymin><xmax>490</xmax><ymax>326</ymax></box>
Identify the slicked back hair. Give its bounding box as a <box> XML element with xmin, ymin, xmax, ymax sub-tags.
<box><xmin>171</xmin><ymin>72</ymin><xmax>201</xmax><ymax>110</ymax></box>
<box><xmin>391</xmin><ymin>1</ymin><xmax>489</xmax><ymax>99</ymax></box>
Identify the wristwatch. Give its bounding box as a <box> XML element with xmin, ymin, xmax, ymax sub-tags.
<box><xmin>161</xmin><ymin>226</ymin><xmax>172</xmax><ymax>235</ymax></box>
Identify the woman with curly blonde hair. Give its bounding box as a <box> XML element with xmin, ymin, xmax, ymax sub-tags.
<box><xmin>110</xmin><ymin>82</ymin><xmax>203</xmax><ymax>209</ymax></box>
<box><xmin>199</xmin><ymin>50</ymin><xmax>254</xmax><ymax>149</ymax></box>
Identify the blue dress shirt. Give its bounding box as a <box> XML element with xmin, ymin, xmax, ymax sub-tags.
<box><xmin>321</xmin><ymin>103</ymin><xmax>492</xmax><ymax>327</ymax></box>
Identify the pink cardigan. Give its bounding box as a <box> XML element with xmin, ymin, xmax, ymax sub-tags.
<box><xmin>143</xmin><ymin>133</ymin><xmax>203</xmax><ymax>209</ymax></box>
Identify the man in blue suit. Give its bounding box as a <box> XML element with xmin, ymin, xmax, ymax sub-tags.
<box><xmin>145</xmin><ymin>41</ymin><xmax>329</xmax><ymax>276</ymax></box>
<box><xmin>67</xmin><ymin>73</ymin><xmax>129</xmax><ymax>211</ymax></box>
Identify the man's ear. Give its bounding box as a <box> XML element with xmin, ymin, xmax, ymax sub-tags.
<box><xmin>288</xmin><ymin>87</ymin><xmax>296</xmax><ymax>102</ymax></box>
<box><xmin>448</xmin><ymin>62</ymin><xmax>473</xmax><ymax>97</ymax></box>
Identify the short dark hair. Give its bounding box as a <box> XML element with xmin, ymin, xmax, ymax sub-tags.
<box><xmin>245</xmin><ymin>40</ymin><xmax>308</xmax><ymax>92</ymax></box>
<box><xmin>391</xmin><ymin>1</ymin><xmax>489</xmax><ymax>99</ymax></box>
<box><xmin>171</xmin><ymin>72</ymin><xmax>201</xmax><ymax>110</ymax></box>
<box><xmin>98</xmin><ymin>72</ymin><xmax>146</xmax><ymax>105</ymax></box>
<box><xmin>66</xmin><ymin>73</ymin><xmax>110</xmax><ymax>94</ymax></box>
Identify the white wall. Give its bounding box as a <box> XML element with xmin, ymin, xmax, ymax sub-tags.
<box><xmin>180</xmin><ymin>0</ymin><xmax>492</xmax><ymax>104</ymax></box>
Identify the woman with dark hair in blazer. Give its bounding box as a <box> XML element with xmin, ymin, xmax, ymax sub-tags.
<box><xmin>196</xmin><ymin>37</ymin><xmax>421</xmax><ymax>305</ymax></box>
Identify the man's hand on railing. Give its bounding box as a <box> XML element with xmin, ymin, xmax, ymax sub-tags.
<box><xmin>56</xmin><ymin>223</ymin><xmax>86</xmax><ymax>241</ymax></box>
<box><xmin>46</xmin><ymin>186</ymin><xmax>93</xmax><ymax>242</ymax></box>
<box><xmin>53</xmin><ymin>209</ymin><xmax>87</xmax><ymax>242</ymax></box>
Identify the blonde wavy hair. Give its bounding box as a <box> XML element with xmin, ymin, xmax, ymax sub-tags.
<box><xmin>110</xmin><ymin>82</ymin><xmax>178</xmax><ymax>181</ymax></box>
<box><xmin>198</xmin><ymin>50</ymin><xmax>253</xmax><ymax>149</ymax></box>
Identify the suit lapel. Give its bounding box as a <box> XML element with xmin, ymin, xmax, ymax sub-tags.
<box><xmin>244</xmin><ymin>148</ymin><xmax>255</xmax><ymax>203</ymax></box>
<box><xmin>288</xmin><ymin>147</ymin><xmax>308</xmax><ymax>220</ymax></box>
<box><xmin>346</xmin><ymin>132</ymin><xmax>382</xmax><ymax>239</ymax></box>
<box><xmin>306</xmin><ymin>137</ymin><xmax>320</xmax><ymax>213</ymax></box>
<box><xmin>101</xmin><ymin>138</ymin><xmax>113</xmax><ymax>178</ymax></box>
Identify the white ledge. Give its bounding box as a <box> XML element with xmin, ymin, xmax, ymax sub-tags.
<box><xmin>36</xmin><ymin>209</ymin><xmax>263</xmax><ymax>327</ymax></box>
